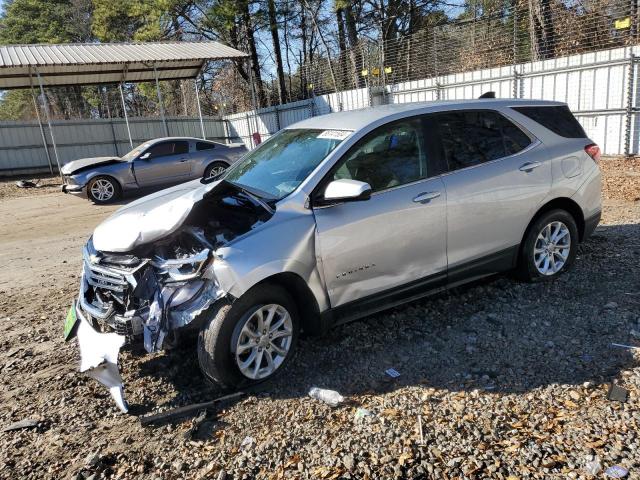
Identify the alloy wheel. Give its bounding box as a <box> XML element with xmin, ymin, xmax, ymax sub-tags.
<box><xmin>90</xmin><ymin>179</ymin><xmax>115</xmax><ymax>202</ymax></box>
<box><xmin>533</xmin><ymin>221</ymin><xmax>571</xmax><ymax>275</ymax></box>
<box><xmin>235</xmin><ymin>303</ymin><xmax>293</xmax><ymax>380</ymax></box>
<box><xmin>207</xmin><ymin>164</ymin><xmax>226</xmax><ymax>179</ymax></box>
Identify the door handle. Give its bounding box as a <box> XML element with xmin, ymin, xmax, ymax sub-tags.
<box><xmin>179</xmin><ymin>157</ymin><xmax>188</xmax><ymax>163</ymax></box>
<box><xmin>519</xmin><ymin>161</ymin><xmax>542</xmax><ymax>172</ymax></box>
<box><xmin>413</xmin><ymin>191</ymin><xmax>441</xmax><ymax>203</ymax></box>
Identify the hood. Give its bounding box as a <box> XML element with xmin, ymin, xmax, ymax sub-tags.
<box><xmin>93</xmin><ymin>179</ymin><xmax>217</xmax><ymax>252</ymax></box>
<box><xmin>61</xmin><ymin>156</ymin><xmax>122</xmax><ymax>175</ymax></box>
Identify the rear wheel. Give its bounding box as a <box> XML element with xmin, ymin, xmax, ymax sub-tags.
<box><xmin>517</xmin><ymin>209</ymin><xmax>578</xmax><ymax>282</ymax></box>
<box><xmin>198</xmin><ymin>284</ymin><xmax>299</xmax><ymax>389</ymax></box>
<box><xmin>87</xmin><ymin>176</ymin><xmax>121</xmax><ymax>204</ymax></box>
<box><xmin>203</xmin><ymin>161</ymin><xmax>228</xmax><ymax>180</ymax></box>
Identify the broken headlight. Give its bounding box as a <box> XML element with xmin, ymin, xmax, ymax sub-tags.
<box><xmin>151</xmin><ymin>248</ymin><xmax>210</xmax><ymax>281</ymax></box>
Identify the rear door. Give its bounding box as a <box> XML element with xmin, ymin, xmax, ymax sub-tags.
<box><xmin>313</xmin><ymin>116</ymin><xmax>447</xmax><ymax>312</ymax></box>
<box><xmin>133</xmin><ymin>140</ymin><xmax>191</xmax><ymax>186</ymax></box>
<box><xmin>431</xmin><ymin>109</ymin><xmax>551</xmax><ymax>279</ymax></box>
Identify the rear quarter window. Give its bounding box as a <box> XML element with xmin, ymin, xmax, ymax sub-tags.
<box><xmin>196</xmin><ymin>142</ymin><xmax>216</xmax><ymax>151</ymax></box>
<box><xmin>512</xmin><ymin>106</ymin><xmax>586</xmax><ymax>138</ymax></box>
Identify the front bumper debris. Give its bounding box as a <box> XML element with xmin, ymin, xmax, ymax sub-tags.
<box><xmin>73</xmin><ymin>239</ymin><xmax>224</xmax><ymax>411</ymax></box>
<box><xmin>75</xmin><ymin>302</ymin><xmax>128</xmax><ymax>412</ymax></box>
<box><xmin>61</xmin><ymin>183</ymin><xmax>84</xmax><ymax>194</ymax></box>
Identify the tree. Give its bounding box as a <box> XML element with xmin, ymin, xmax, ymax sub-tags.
<box><xmin>267</xmin><ymin>0</ymin><xmax>287</xmax><ymax>104</ymax></box>
<box><xmin>0</xmin><ymin>0</ymin><xmax>94</xmax><ymax>120</ymax></box>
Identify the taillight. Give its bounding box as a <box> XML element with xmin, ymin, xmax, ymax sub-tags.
<box><xmin>585</xmin><ymin>144</ymin><xmax>601</xmax><ymax>164</ymax></box>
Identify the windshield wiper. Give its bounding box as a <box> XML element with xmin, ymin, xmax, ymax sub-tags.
<box><xmin>237</xmin><ymin>188</ymin><xmax>274</xmax><ymax>215</ymax></box>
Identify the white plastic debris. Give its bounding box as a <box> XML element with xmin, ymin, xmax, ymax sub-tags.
<box><xmin>76</xmin><ymin>313</ymin><xmax>128</xmax><ymax>413</ymax></box>
<box><xmin>240</xmin><ymin>436</ymin><xmax>255</xmax><ymax>449</ymax></box>
<box><xmin>354</xmin><ymin>407</ymin><xmax>372</xmax><ymax>421</ymax></box>
<box><xmin>584</xmin><ymin>456</ymin><xmax>602</xmax><ymax>476</ymax></box>
<box><xmin>308</xmin><ymin>387</ymin><xmax>344</xmax><ymax>407</ymax></box>
<box><xmin>605</xmin><ymin>465</ymin><xmax>629</xmax><ymax>478</ymax></box>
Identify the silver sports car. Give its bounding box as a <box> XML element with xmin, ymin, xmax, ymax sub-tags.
<box><xmin>61</xmin><ymin>137</ymin><xmax>247</xmax><ymax>204</ymax></box>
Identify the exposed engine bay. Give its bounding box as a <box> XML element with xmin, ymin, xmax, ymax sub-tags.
<box><xmin>72</xmin><ymin>181</ymin><xmax>273</xmax><ymax>412</ymax></box>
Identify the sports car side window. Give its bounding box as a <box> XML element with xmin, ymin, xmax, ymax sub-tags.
<box><xmin>333</xmin><ymin>118</ymin><xmax>427</xmax><ymax>193</ymax></box>
<box><xmin>146</xmin><ymin>141</ymin><xmax>188</xmax><ymax>159</ymax></box>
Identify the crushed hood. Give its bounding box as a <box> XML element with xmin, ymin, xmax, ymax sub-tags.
<box><xmin>93</xmin><ymin>179</ymin><xmax>217</xmax><ymax>252</ymax></box>
<box><xmin>61</xmin><ymin>156</ymin><xmax>122</xmax><ymax>175</ymax></box>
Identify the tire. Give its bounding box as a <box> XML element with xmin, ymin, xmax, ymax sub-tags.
<box><xmin>516</xmin><ymin>209</ymin><xmax>579</xmax><ymax>282</ymax></box>
<box><xmin>87</xmin><ymin>176</ymin><xmax>121</xmax><ymax>204</ymax></box>
<box><xmin>198</xmin><ymin>284</ymin><xmax>300</xmax><ymax>389</ymax></box>
<box><xmin>203</xmin><ymin>161</ymin><xmax>229</xmax><ymax>180</ymax></box>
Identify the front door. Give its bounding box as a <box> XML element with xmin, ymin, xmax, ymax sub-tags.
<box><xmin>313</xmin><ymin>117</ymin><xmax>448</xmax><ymax>312</ymax></box>
<box><xmin>133</xmin><ymin>140</ymin><xmax>191</xmax><ymax>186</ymax></box>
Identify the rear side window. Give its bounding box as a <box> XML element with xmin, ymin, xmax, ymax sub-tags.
<box><xmin>196</xmin><ymin>141</ymin><xmax>215</xmax><ymax>151</ymax></box>
<box><xmin>434</xmin><ymin>110</ymin><xmax>532</xmax><ymax>172</ymax></box>
<box><xmin>512</xmin><ymin>106</ymin><xmax>586</xmax><ymax>138</ymax></box>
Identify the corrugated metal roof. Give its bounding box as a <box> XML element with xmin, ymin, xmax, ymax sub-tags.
<box><xmin>0</xmin><ymin>41</ymin><xmax>248</xmax><ymax>89</ymax></box>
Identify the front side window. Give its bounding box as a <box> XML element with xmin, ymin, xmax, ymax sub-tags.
<box><xmin>146</xmin><ymin>141</ymin><xmax>188</xmax><ymax>159</ymax></box>
<box><xmin>435</xmin><ymin>110</ymin><xmax>531</xmax><ymax>172</ymax></box>
<box><xmin>221</xmin><ymin>129</ymin><xmax>348</xmax><ymax>200</ymax></box>
<box><xmin>331</xmin><ymin>118</ymin><xmax>427</xmax><ymax>192</ymax></box>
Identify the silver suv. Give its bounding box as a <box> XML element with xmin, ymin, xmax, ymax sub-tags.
<box><xmin>65</xmin><ymin>99</ymin><xmax>602</xmax><ymax>411</ymax></box>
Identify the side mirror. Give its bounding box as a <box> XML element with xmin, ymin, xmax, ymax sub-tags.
<box><xmin>139</xmin><ymin>152</ymin><xmax>151</xmax><ymax>160</ymax></box>
<box><xmin>319</xmin><ymin>179</ymin><xmax>372</xmax><ymax>205</ymax></box>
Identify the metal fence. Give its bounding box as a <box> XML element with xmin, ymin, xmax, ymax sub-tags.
<box><xmin>227</xmin><ymin>44</ymin><xmax>640</xmax><ymax>157</ymax></box>
<box><xmin>2</xmin><ymin>0</ymin><xmax>640</xmax><ymax>175</ymax></box>
<box><xmin>0</xmin><ymin>116</ymin><xmax>228</xmax><ymax>176</ymax></box>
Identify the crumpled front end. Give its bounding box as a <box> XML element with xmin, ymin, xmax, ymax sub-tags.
<box><xmin>74</xmin><ymin>230</ymin><xmax>225</xmax><ymax>412</ymax></box>
<box><xmin>70</xmin><ymin>181</ymin><xmax>274</xmax><ymax>412</ymax></box>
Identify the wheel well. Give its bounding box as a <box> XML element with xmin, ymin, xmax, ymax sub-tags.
<box><xmin>525</xmin><ymin>197</ymin><xmax>586</xmax><ymax>243</ymax></box>
<box><xmin>206</xmin><ymin>159</ymin><xmax>230</xmax><ymax>169</ymax></box>
<box><xmin>255</xmin><ymin>272</ymin><xmax>324</xmax><ymax>336</ymax></box>
<box><xmin>88</xmin><ymin>174</ymin><xmax>122</xmax><ymax>190</ymax></box>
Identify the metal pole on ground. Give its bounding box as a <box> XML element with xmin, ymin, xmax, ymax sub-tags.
<box><xmin>35</xmin><ymin>70</ymin><xmax>62</xmax><ymax>178</ymax></box>
<box><xmin>119</xmin><ymin>83</ymin><xmax>134</xmax><ymax>149</ymax></box>
<box><xmin>154</xmin><ymin>64</ymin><xmax>169</xmax><ymax>137</ymax></box>
<box><xmin>28</xmin><ymin>70</ymin><xmax>53</xmax><ymax>174</ymax></box>
<box><xmin>194</xmin><ymin>77</ymin><xmax>206</xmax><ymax>140</ymax></box>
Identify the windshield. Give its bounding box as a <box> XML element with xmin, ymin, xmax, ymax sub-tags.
<box><xmin>121</xmin><ymin>142</ymin><xmax>152</xmax><ymax>161</ymax></box>
<box><xmin>219</xmin><ymin>128</ymin><xmax>350</xmax><ymax>200</ymax></box>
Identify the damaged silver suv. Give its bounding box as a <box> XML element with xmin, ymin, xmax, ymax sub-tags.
<box><xmin>65</xmin><ymin>99</ymin><xmax>602</xmax><ymax>412</ymax></box>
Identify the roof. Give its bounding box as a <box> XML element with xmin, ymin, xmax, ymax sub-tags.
<box><xmin>0</xmin><ymin>41</ymin><xmax>248</xmax><ymax>89</ymax></box>
<box><xmin>289</xmin><ymin>99</ymin><xmax>566</xmax><ymax>131</ymax></box>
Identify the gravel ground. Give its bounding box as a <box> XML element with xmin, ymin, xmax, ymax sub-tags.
<box><xmin>1</xmin><ymin>160</ymin><xmax>639</xmax><ymax>480</ymax></box>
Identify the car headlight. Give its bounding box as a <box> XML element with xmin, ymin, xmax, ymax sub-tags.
<box><xmin>151</xmin><ymin>248</ymin><xmax>210</xmax><ymax>281</ymax></box>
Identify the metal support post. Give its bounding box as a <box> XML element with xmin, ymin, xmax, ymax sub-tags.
<box><xmin>119</xmin><ymin>83</ymin><xmax>133</xmax><ymax>149</ymax></box>
<box><xmin>35</xmin><ymin>70</ymin><xmax>62</xmax><ymax>178</ymax></box>
<box><xmin>194</xmin><ymin>77</ymin><xmax>207</xmax><ymax>140</ymax></box>
<box><xmin>624</xmin><ymin>54</ymin><xmax>637</xmax><ymax>157</ymax></box>
<box><xmin>247</xmin><ymin>58</ymin><xmax>260</xmax><ymax>148</ymax></box>
<box><xmin>28</xmin><ymin>71</ymin><xmax>53</xmax><ymax>174</ymax></box>
<box><xmin>154</xmin><ymin>64</ymin><xmax>169</xmax><ymax>137</ymax></box>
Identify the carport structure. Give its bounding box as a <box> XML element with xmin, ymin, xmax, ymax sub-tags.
<box><xmin>0</xmin><ymin>41</ymin><xmax>252</xmax><ymax>175</ymax></box>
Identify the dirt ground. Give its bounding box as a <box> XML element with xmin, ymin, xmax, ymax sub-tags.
<box><xmin>0</xmin><ymin>158</ymin><xmax>639</xmax><ymax>479</ymax></box>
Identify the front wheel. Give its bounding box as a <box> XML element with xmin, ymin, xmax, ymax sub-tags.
<box><xmin>87</xmin><ymin>176</ymin><xmax>121</xmax><ymax>204</ymax></box>
<box><xmin>517</xmin><ymin>209</ymin><xmax>578</xmax><ymax>282</ymax></box>
<box><xmin>203</xmin><ymin>161</ymin><xmax>228</xmax><ymax>180</ymax></box>
<box><xmin>198</xmin><ymin>284</ymin><xmax>299</xmax><ymax>389</ymax></box>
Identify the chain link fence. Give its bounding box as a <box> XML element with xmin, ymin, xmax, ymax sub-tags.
<box><xmin>1</xmin><ymin>0</ymin><xmax>640</xmax><ymax>174</ymax></box>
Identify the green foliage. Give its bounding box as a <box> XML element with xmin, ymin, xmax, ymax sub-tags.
<box><xmin>0</xmin><ymin>0</ymin><xmax>91</xmax><ymax>44</ymax></box>
<box><xmin>92</xmin><ymin>0</ymin><xmax>186</xmax><ymax>42</ymax></box>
